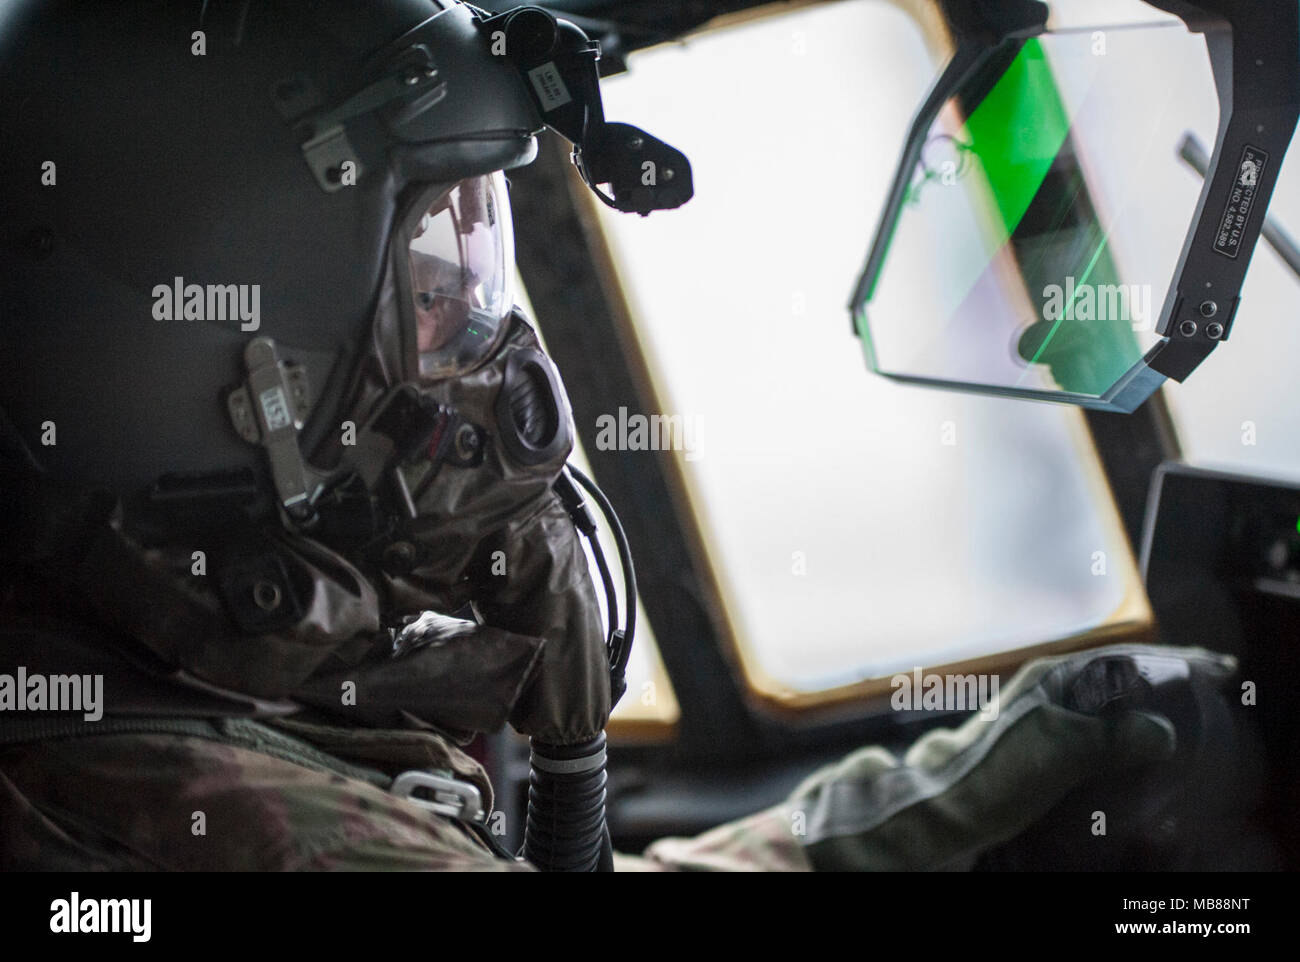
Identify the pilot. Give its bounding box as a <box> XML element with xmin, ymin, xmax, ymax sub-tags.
<box><xmin>0</xmin><ymin>0</ymin><xmax>1234</xmax><ymax>872</ymax></box>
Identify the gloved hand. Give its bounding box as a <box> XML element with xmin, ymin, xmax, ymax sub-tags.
<box><xmin>625</xmin><ymin>643</ymin><xmax>1236</xmax><ymax>871</ymax></box>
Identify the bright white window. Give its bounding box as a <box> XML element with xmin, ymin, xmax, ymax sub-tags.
<box><xmin>588</xmin><ymin>0</ymin><xmax>1150</xmax><ymax>699</ymax></box>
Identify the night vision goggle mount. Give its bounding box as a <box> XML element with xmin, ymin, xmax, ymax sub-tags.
<box><xmin>274</xmin><ymin>3</ymin><xmax>692</xmax><ymax>215</ymax></box>
<box><xmin>473</xmin><ymin>5</ymin><xmax>694</xmax><ymax>216</ymax></box>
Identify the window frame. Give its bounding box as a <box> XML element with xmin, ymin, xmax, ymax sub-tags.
<box><xmin>510</xmin><ymin>0</ymin><xmax>1183</xmax><ymax>759</ymax></box>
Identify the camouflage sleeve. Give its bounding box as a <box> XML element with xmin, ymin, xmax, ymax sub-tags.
<box><xmin>614</xmin><ymin>809</ymin><xmax>813</xmax><ymax>872</ymax></box>
<box><xmin>0</xmin><ymin>733</ymin><xmax>531</xmax><ymax>872</ymax></box>
<box><xmin>1</xmin><ymin>644</ymin><xmax>1232</xmax><ymax>873</ymax></box>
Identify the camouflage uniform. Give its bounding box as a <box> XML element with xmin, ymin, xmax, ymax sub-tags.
<box><xmin>0</xmin><ymin>643</ymin><xmax>1233</xmax><ymax>872</ymax></box>
<box><xmin>1</xmin><ymin>724</ymin><xmax>523</xmax><ymax>872</ymax></box>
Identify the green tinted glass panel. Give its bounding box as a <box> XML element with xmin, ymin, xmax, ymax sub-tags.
<box><xmin>856</xmin><ymin>25</ymin><xmax>1207</xmax><ymax>404</ymax></box>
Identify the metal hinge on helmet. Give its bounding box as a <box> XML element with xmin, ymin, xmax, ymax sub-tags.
<box><xmin>272</xmin><ymin>45</ymin><xmax>447</xmax><ymax>193</ymax></box>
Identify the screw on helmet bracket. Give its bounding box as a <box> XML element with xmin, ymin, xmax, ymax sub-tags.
<box><xmin>474</xmin><ymin>5</ymin><xmax>693</xmax><ymax>216</ymax></box>
<box><xmin>272</xmin><ymin>44</ymin><xmax>447</xmax><ymax>193</ymax></box>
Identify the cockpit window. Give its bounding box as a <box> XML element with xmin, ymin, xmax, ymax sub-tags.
<box><xmin>588</xmin><ymin>0</ymin><xmax>1153</xmax><ymax>708</ymax></box>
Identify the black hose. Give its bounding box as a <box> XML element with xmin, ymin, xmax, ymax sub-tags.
<box><xmin>564</xmin><ymin>463</ymin><xmax>636</xmax><ymax>679</ymax></box>
<box><xmin>523</xmin><ymin>733</ymin><xmax>612</xmax><ymax>872</ymax></box>
<box><xmin>588</xmin><ymin>530</ymin><xmax>620</xmax><ymax>659</ymax></box>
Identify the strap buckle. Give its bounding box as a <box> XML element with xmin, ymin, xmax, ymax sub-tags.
<box><xmin>226</xmin><ymin>336</ymin><xmax>325</xmax><ymax>524</ymax></box>
<box><xmin>390</xmin><ymin>770</ymin><xmax>486</xmax><ymax>824</ymax></box>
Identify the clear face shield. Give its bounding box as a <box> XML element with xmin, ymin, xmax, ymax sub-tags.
<box><xmin>401</xmin><ymin>172</ymin><xmax>516</xmax><ymax>382</ymax></box>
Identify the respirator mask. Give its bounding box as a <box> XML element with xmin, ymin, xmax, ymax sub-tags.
<box><xmin>245</xmin><ymin>171</ymin><xmax>636</xmax><ymax>870</ymax></box>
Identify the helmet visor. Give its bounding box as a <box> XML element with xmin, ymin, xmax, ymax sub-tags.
<box><xmin>407</xmin><ymin>173</ymin><xmax>515</xmax><ymax>380</ymax></box>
